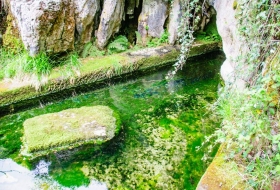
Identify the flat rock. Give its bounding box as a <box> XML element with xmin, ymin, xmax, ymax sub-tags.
<box><xmin>21</xmin><ymin>105</ymin><xmax>121</xmax><ymax>156</ymax></box>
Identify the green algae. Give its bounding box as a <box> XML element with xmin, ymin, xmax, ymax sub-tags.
<box><xmin>0</xmin><ymin>52</ymin><xmax>224</xmax><ymax>189</ymax></box>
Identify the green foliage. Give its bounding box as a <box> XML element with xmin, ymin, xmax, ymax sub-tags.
<box><xmin>81</xmin><ymin>42</ymin><xmax>105</xmax><ymax>58</ymax></box>
<box><xmin>209</xmin><ymin>0</ymin><xmax>280</xmax><ymax>189</ymax></box>
<box><xmin>107</xmin><ymin>35</ymin><xmax>129</xmax><ymax>55</ymax></box>
<box><xmin>147</xmin><ymin>30</ymin><xmax>170</xmax><ymax>47</ymax></box>
<box><xmin>0</xmin><ymin>49</ymin><xmax>51</xmax><ymax>83</ymax></box>
<box><xmin>0</xmin><ymin>48</ymin><xmax>84</xmax><ymax>89</ymax></box>
<box><xmin>59</xmin><ymin>52</ymin><xmax>81</xmax><ymax>79</ymax></box>
<box><xmin>166</xmin><ymin>0</ymin><xmax>201</xmax><ymax>79</ymax></box>
<box><xmin>195</xmin><ymin>32</ymin><xmax>221</xmax><ymax>42</ymax></box>
<box><xmin>24</xmin><ymin>52</ymin><xmax>52</xmax><ymax>80</ymax></box>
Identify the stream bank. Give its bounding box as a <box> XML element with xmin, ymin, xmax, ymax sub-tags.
<box><xmin>0</xmin><ymin>41</ymin><xmax>221</xmax><ymax>116</ymax></box>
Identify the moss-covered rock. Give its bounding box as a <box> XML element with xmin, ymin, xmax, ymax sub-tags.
<box><xmin>21</xmin><ymin>105</ymin><xmax>121</xmax><ymax>157</ymax></box>
<box><xmin>196</xmin><ymin>144</ymin><xmax>247</xmax><ymax>190</ymax></box>
<box><xmin>2</xmin><ymin>14</ymin><xmax>24</xmax><ymax>53</ymax></box>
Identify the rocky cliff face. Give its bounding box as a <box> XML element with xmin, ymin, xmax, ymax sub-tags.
<box><xmin>138</xmin><ymin>0</ymin><xmax>168</xmax><ymax>44</ymax></box>
<box><xmin>0</xmin><ymin>0</ymin><xmax>8</xmax><ymax>46</ymax></box>
<box><xmin>1</xmin><ymin>0</ymin><xmax>215</xmax><ymax>55</ymax></box>
<box><xmin>214</xmin><ymin>0</ymin><xmax>247</xmax><ymax>88</ymax></box>
<box><xmin>9</xmin><ymin>0</ymin><xmax>75</xmax><ymax>55</ymax></box>
<box><xmin>96</xmin><ymin>0</ymin><xmax>125</xmax><ymax>49</ymax></box>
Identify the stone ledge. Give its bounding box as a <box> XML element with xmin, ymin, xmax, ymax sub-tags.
<box><xmin>196</xmin><ymin>144</ymin><xmax>246</xmax><ymax>190</ymax></box>
<box><xmin>0</xmin><ymin>41</ymin><xmax>221</xmax><ymax>116</ymax></box>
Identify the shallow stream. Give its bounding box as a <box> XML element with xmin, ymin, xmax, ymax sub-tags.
<box><xmin>0</xmin><ymin>52</ymin><xmax>224</xmax><ymax>190</ymax></box>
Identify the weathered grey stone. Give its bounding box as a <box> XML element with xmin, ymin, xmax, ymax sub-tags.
<box><xmin>96</xmin><ymin>0</ymin><xmax>125</xmax><ymax>49</ymax></box>
<box><xmin>167</xmin><ymin>0</ymin><xmax>181</xmax><ymax>45</ymax></box>
<box><xmin>74</xmin><ymin>0</ymin><xmax>100</xmax><ymax>47</ymax></box>
<box><xmin>10</xmin><ymin>0</ymin><xmax>75</xmax><ymax>55</ymax></box>
<box><xmin>138</xmin><ymin>0</ymin><xmax>168</xmax><ymax>43</ymax></box>
<box><xmin>214</xmin><ymin>0</ymin><xmax>248</xmax><ymax>88</ymax></box>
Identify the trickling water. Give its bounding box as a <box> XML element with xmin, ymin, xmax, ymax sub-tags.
<box><xmin>0</xmin><ymin>52</ymin><xmax>224</xmax><ymax>190</ymax></box>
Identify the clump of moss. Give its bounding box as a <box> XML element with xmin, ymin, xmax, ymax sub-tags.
<box><xmin>3</xmin><ymin>14</ymin><xmax>24</xmax><ymax>54</ymax></box>
<box><xmin>232</xmin><ymin>0</ymin><xmax>238</xmax><ymax>10</ymax></box>
<box><xmin>21</xmin><ymin>105</ymin><xmax>121</xmax><ymax>156</ymax></box>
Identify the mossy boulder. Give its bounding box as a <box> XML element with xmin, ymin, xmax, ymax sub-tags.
<box><xmin>21</xmin><ymin>105</ymin><xmax>121</xmax><ymax>157</ymax></box>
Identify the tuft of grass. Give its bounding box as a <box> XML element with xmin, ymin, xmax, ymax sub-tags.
<box><xmin>59</xmin><ymin>52</ymin><xmax>81</xmax><ymax>80</ymax></box>
<box><xmin>0</xmin><ymin>49</ymin><xmax>52</xmax><ymax>81</ymax></box>
<box><xmin>24</xmin><ymin>52</ymin><xmax>52</xmax><ymax>80</ymax></box>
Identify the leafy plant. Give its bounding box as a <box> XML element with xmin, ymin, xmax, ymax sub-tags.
<box><xmin>159</xmin><ymin>30</ymin><xmax>169</xmax><ymax>44</ymax></box>
<box><xmin>146</xmin><ymin>30</ymin><xmax>170</xmax><ymax>47</ymax></box>
<box><xmin>107</xmin><ymin>35</ymin><xmax>129</xmax><ymax>55</ymax></box>
<box><xmin>166</xmin><ymin>0</ymin><xmax>201</xmax><ymax>79</ymax></box>
<box><xmin>207</xmin><ymin>0</ymin><xmax>280</xmax><ymax>189</ymax></box>
<box><xmin>81</xmin><ymin>42</ymin><xmax>105</xmax><ymax>58</ymax></box>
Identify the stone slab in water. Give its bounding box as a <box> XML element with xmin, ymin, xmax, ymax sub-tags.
<box><xmin>21</xmin><ymin>105</ymin><xmax>121</xmax><ymax>156</ymax></box>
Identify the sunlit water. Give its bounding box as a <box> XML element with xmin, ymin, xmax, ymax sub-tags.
<box><xmin>0</xmin><ymin>52</ymin><xmax>224</xmax><ymax>190</ymax></box>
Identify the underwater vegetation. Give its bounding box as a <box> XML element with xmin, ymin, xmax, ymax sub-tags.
<box><xmin>0</xmin><ymin>52</ymin><xmax>224</xmax><ymax>189</ymax></box>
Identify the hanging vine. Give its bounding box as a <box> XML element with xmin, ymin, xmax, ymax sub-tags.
<box><xmin>166</xmin><ymin>0</ymin><xmax>202</xmax><ymax>79</ymax></box>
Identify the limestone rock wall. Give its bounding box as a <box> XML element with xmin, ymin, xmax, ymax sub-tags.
<box><xmin>138</xmin><ymin>0</ymin><xmax>168</xmax><ymax>44</ymax></box>
<box><xmin>74</xmin><ymin>0</ymin><xmax>100</xmax><ymax>48</ymax></box>
<box><xmin>9</xmin><ymin>0</ymin><xmax>75</xmax><ymax>55</ymax></box>
<box><xmin>96</xmin><ymin>0</ymin><xmax>125</xmax><ymax>49</ymax></box>
<box><xmin>167</xmin><ymin>0</ymin><xmax>181</xmax><ymax>45</ymax></box>
<box><xmin>2</xmin><ymin>0</ymin><xmax>216</xmax><ymax>55</ymax></box>
<box><xmin>0</xmin><ymin>0</ymin><xmax>7</xmax><ymax>46</ymax></box>
<box><xmin>214</xmin><ymin>0</ymin><xmax>247</xmax><ymax>88</ymax></box>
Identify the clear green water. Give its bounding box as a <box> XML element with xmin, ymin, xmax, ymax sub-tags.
<box><xmin>0</xmin><ymin>52</ymin><xmax>224</xmax><ymax>190</ymax></box>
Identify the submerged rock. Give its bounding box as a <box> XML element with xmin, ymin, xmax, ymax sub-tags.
<box><xmin>21</xmin><ymin>105</ymin><xmax>121</xmax><ymax>157</ymax></box>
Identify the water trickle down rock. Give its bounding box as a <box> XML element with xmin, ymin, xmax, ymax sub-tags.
<box><xmin>138</xmin><ymin>0</ymin><xmax>168</xmax><ymax>44</ymax></box>
<box><xmin>74</xmin><ymin>0</ymin><xmax>100</xmax><ymax>48</ymax></box>
<box><xmin>96</xmin><ymin>0</ymin><xmax>125</xmax><ymax>49</ymax></box>
<box><xmin>10</xmin><ymin>0</ymin><xmax>75</xmax><ymax>56</ymax></box>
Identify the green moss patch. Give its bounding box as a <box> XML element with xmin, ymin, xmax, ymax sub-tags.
<box><xmin>197</xmin><ymin>145</ymin><xmax>247</xmax><ymax>190</ymax></box>
<box><xmin>21</xmin><ymin>105</ymin><xmax>121</xmax><ymax>156</ymax></box>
